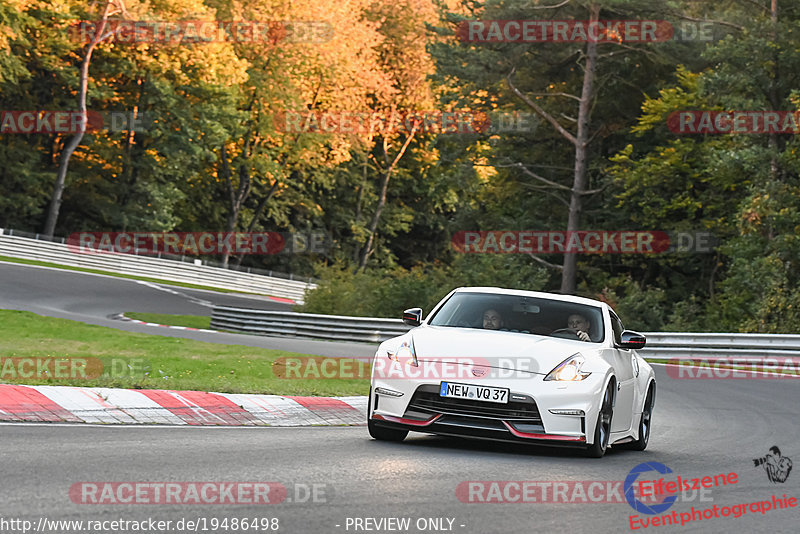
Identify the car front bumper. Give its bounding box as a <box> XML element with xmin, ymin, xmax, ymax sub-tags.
<box><xmin>370</xmin><ymin>371</ymin><xmax>608</xmax><ymax>446</ymax></box>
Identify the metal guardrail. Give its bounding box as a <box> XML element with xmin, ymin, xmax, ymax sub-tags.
<box><xmin>0</xmin><ymin>229</ymin><xmax>315</xmax><ymax>303</ymax></box>
<box><xmin>637</xmin><ymin>333</ymin><xmax>800</xmax><ymax>360</ymax></box>
<box><xmin>211</xmin><ymin>307</ymin><xmax>410</xmax><ymax>343</ymax></box>
<box><xmin>210</xmin><ymin>307</ymin><xmax>800</xmax><ymax>364</ymax></box>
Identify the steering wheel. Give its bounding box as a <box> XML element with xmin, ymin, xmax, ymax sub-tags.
<box><xmin>550</xmin><ymin>328</ymin><xmax>581</xmax><ymax>339</ymax></box>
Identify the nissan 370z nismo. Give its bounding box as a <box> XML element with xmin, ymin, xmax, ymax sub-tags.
<box><xmin>367</xmin><ymin>288</ymin><xmax>655</xmax><ymax>457</ymax></box>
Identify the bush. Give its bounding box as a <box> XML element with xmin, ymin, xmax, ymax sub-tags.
<box><xmin>299</xmin><ymin>255</ymin><xmax>550</xmax><ymax>318</ymax></box>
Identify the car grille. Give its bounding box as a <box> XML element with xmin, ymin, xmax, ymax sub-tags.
<box><xmin>404</xmin><ymin>384</ymin><xmax>542</xmax><ymax>424</ymax></box>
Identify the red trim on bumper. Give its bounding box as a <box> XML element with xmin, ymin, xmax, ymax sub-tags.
<box><xmin>502</xmin><ymin>421</ymin><xmax>586</xmax><ymax>442</ymax></box>
<box><xmin>372</xmin><ymin>413</ymin><xmax>442</xmax><ymax>427</ymax></box>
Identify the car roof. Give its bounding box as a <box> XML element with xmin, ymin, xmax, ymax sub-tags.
<box><xmin>452</xmin><ymin>286</ymin><xmax>609</xmax><ymax>309</ymax></box>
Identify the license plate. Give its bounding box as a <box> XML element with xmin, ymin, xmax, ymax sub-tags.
<box><xmin>439</xmin><ymin>382</ymin><xmax>509</xmax><ymax>404</ymax></box>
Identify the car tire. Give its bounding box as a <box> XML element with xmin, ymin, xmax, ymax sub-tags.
<box><xmin>585</xmin><ymin>382</ymin><xmax>614</xmax><ymax>458</ymax></box>
<box><xmin>367</xmin><ymin>389</ymin><xmax>408</xmax><ymax>442</ymax></box>
<box><xmin>621</xmin><ymin>384</ymin><xmax>654</xmax><ymax>451</ymax></box>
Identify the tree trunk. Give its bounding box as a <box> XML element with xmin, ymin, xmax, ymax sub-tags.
<box><xmin>356</xmin><ymin>125</ymin><xmax>418</xmax><ymax>271</ymax></box>
<box><xmin>560</xmin><ymin>4</ymin><xmax>599</xmax><ymax>295</ymax></box>
<box><xmin>231</xmin><ymin>179</ymin><xmax>281</xmax><ymax>268</ymax></box>
<box><xmin>767</xmin><ymin>0</ymin><xmax>780</xmax><ymax>181</ymax></box>
<box><xmin>505</xmin><ymin>4</ymin><xmax>600</xmax><ymax>294</ymax></box>
<box><xmin>352</xmin><ymin>154</ymin><xmax>369</xmax><ymax>264</ymax></box>
<box><xmin>219</xmin><ymin>144</ymin><xmax>251</xmax><ymax>268</ymax></box>
<box><xmin>42</xmin><ymin>2</ymin><xmax>115</xmax><ymax>238</ymax></box>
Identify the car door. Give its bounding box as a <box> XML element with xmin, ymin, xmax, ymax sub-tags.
<box><xmin>609</xmin><ymin>310</ymin><xmax>635</xmax><ymax>433</ymax></box>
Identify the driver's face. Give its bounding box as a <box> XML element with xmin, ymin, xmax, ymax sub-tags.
<box><xmin>567</xmin><ymin>314</ymin><xmax>590</xmax><ymax>332</ymax></box>
<box><xmin>483</xmin><ymin>309</ymin><xmax>502</xmax><ymax>330</ymax></box>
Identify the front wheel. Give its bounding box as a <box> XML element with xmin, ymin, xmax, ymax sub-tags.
<box><xmin>622</xmin><ymin>385</ymin><xmax>654</xmax><ymax>451</ymax></box>
<box><xmin>585</xmin><ymin>383</ymin><xmax>614</xmax><ymax>458</ymax></box>
<box><xmin>367</xmin><ymin>389</ymin><xmax>408</xmax><ymax>442</ymax></box>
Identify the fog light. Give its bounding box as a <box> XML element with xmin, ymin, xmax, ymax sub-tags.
<box><xmin>549</xmin><ymin>409</ymin><xmax>585</xmax><ymax>416</ymax></box>
<box><xmin>375</xmin><ymin>387</ymin><xmax>404</xmax><ymax>397</ymax></box>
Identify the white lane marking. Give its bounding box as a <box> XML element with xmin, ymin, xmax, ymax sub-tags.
<box><xmin>0</xmin><ymin>260</ymin><xmax>292</xmax><ymax>303</ymax></box>
<box><xmin>135</xmin><ymin>280</ymin><xmax>213</xmax><ymax>307</ymax></box>
<box><xmin>117</xmin><ymin>315</ymin><xmax>219</xmax><ymax>334</ymax></box>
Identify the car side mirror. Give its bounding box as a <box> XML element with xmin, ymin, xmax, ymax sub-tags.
<box><xmin>618</xmin><ymin>330</ymin><xmax>646</xmax><ymax>349</ymax></box>
<box><xmin>402</xmin><ymin>308</ymin><xmax>423</xmax><ymax>327</ymax></box>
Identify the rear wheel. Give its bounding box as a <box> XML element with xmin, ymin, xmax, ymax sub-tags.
<box><xmin>367</xmin><ymin>389</ymin><xmax>408</xmax><ymax>442</ymax></box>
<box><xmin>585</xmin><ymin>383</ymin><xmax>614</xmax><ymax>458</ymax></box>
<box><xmin>622</xmin><ymin>385</ymin><xmax>654</xmax><ymax>451</ymax></box>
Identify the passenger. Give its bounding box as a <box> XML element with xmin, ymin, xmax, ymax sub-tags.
<box><xmin>567</xmin><ymin>313</ymin><xmax>592</xmax><ymax>342</ymax></box>
<box><xmin>482</xmin><ymin>309</ymin><xmax>504</xmax><ymax>330</ymax></box>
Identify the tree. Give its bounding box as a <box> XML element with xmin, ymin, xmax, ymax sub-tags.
<box><xmin>353</xmin><ymin>0</ymin><xmax>438</xmax><ymax>270</ymax></box>
<box><xmin>205</xmin><ymin>0</ymin><xmax>395</xmax><ymax>268</ymax></box>
<box><xmin>609</xmin><ymin>0</ymin><xmax>800</xmax><ymax>331</ymax></box>
<box><xmin>43</xmin><ymin>0</ymin><xmax>126</xmax><ymax>238</ymax></box>
<box><xmin>430</xmin><ymin>0</ymin><xmax>690</xmax><ymax>294</ymax></box>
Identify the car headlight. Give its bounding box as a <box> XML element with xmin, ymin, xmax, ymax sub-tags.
<box><xmin>388</xmin><ymin>341</ymin><xmax>418</xmax><ymax>367</ymax></box>
<box><xmin>544</xmin><ymin>354</ymin><xmax>591</xmax><ymax>381</ymax></box>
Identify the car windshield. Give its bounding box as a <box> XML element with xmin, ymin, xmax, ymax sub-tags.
<box><xmin>428</xmin><ymin>292</ymin><xmax>604</xmax><ymax>343</ymax></box>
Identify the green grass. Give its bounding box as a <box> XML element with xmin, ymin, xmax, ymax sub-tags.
<box><xmin>0</xmin><ymin>255</ymin><xmax>272</xmax><ymax>297</ymax></box>
<box><xmin>0</xmin><ymin>309</ymin><xmax>369</xmax><ymax>396</ymax></box>
<box><xmin>126</xmin><ymin>312</ymin><xmax>211</xmax><ymax>330</ymax></box>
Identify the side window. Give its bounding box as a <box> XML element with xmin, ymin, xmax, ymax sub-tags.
<box><xmin>609</xmin><ymin>311</ymin><xmax>624</xmax><ymax>346</ymax></box>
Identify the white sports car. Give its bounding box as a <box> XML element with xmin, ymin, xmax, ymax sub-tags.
<box><xmin>368</xmin><ymin>287</ymin><xmax>656</xmax><ymax>457</ymax></box>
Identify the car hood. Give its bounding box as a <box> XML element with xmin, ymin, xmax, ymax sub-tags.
<box><xmin>405</xmin><ymin>325</ymin><xmax>592</xmax><ymax>376</ymax></box>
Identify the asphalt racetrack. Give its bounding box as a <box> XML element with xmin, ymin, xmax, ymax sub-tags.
<box><xmin>0</xmin><ymin>261</ymin><xmax>375</xmax><ymax>358</ymax></box>
<box><xmin>1</xmin><ymin>372</ymin><xmax>798</xmax><ymax>533</ymax></box>
<box><xmin>1</xmin><ymin>262</ymin><xmax>798</xmax><ymax>533</ymax></box>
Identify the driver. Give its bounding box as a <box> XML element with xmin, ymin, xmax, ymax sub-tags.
<box><xmin>567</xmin><ymin>313</ymin><xmax>592</xmax><ymax>342</ymax></box>
<box><xmin>482</xmin><ymin>309</ymin><xmax>504</xmax><ymax>330</ymax></box>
